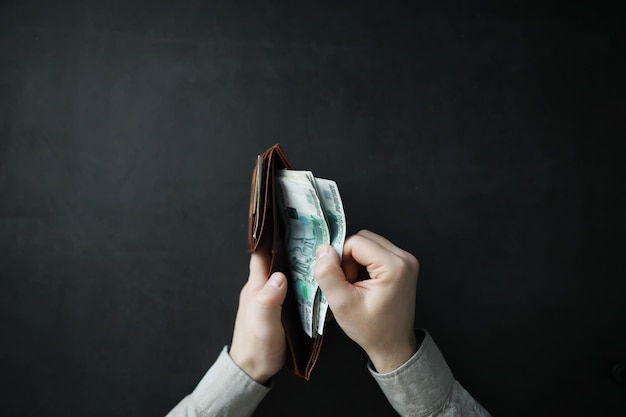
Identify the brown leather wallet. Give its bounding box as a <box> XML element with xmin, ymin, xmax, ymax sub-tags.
<box><xmin>247</xmin><ymin>143</ymin><xmax>323</xmax><ymax>380</ymax></box>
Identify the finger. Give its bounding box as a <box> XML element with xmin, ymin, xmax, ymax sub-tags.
<box><xmin>314</xmin><ymin>244</ymin><xmax>358</xmax><ymax>313</ymax></box>
<box><xmin>340</xmin><ymin>238</ymin><xmax>365</xmax><ymax>280</ymax></box>
<box><xmin>343</xmin><ymin>234</ymin><xmax>400</xmax><ymax>280</ymax></box>
<box><xmin>356</xmin><ymin>229</ymin><xmax>408</xmax><ymax>259</ymax></box>
<box><xmin>342</xmin><ymin>258</ymin><xmax>360</xmax><ymax>283</ymax></box>
<box><xmin>343</xmin><ymin>233</ymin><xmax>397</xmax><ymax>268</ymax></box>
<box><xmin>248</xmin><ymin>252</ymin><xmax>271</xmax><ymax>288</ymax></box>
<box><xmin>255</xmin><ymin>272</ymin><xmax>288</xmax><ymax>322</ymax></box>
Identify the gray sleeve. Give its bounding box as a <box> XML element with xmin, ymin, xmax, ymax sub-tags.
<box><xmin>166</xmin><ymin>346</ymin><xmax>270</xmax><ymax>417</ymax></box>
<box><xmin>369</xmin><ymin>331</ymin><xmax>491</xmax><ymax>417</ymax></box>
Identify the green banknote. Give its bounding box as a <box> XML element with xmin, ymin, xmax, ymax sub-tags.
<box><xmin>313</xmin><ymin>178</ymin><xmax>346</xmax><ymax>335</ymax></box>
<box><xmin>315</xmin><ymin>178</ymin><xmax>346</xmax><ymax>259</ymax></box>
<box><xmin>276</xmin><ymin>170</ymin><xmax>331</xmax><ymax>338</ymax></box>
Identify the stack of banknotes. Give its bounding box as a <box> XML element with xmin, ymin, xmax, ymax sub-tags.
<box><xmin>275</xmin><ymin>170</ymin><xmax>346</xmax><ymax>338</ymax></box>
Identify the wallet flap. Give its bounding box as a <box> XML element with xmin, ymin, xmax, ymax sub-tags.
<box><xmin>248</xmin><ymin>144</ymin><xmax>294</xmax><ymax>252</ymax></box>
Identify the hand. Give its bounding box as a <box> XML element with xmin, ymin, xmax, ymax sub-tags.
<box><xmin>314</xmin><ymin>230</ymin><xmax>419</xmax><ymax>373</ymax></box>
<box><xmin>229</xmin><ymin>253</ymin><xmax>288</xmax><ymax>383</ymax></box>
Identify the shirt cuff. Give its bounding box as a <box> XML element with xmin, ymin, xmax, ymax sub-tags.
<box><xmin>368</xmin><ymin>330</ymin><xmax>455</xmax><ymax>416</ymax></box>
<box><xmin>190</xmin><ymin>346</ymin><xmax>270</xmax><ymax>416</ymax></box>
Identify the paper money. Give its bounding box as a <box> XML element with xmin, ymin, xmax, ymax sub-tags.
<box><xmin>315</xmin><ymin>178</ymin><xmax>346</xmax><ymax>259</ymax></box>
<box><xmin>313</xmin><ymin>178</ymin><xmax>346</xmax><ymax>335</ymax></box>
<box><xmin>275</xmin><ymin>170</ymin><xmax>331</xmax><ymax>338</ymax></box>
<box><xmin>276</xmin><ymin>170</ymin><xmax>346</xmax><ymax>337</ymax></box>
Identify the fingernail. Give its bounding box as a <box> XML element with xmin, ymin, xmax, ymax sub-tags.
<box><xmin>268</xmin><ymin>273</ymin><xmax>283</xmax><ymax>288</ymax></box>
<box><xmin>316</xmin><ymin>245</ymin><xmax>330</xmax><ymax>259</ymax></box>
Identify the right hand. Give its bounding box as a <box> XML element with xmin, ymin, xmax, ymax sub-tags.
<box><xmin>314</xmin><ymin>230</ymin><xmax>420</xmax><ymax>373</ymax></box>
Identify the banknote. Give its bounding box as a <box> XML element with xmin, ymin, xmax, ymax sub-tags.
<box><xmin>315</xmin><ymin>178</ymin><xmax>346</xmax><ymax>259</ymax></box>
<box><xmin>313</xmin><ymin>178</ymin><xmax>346</xmax><ymax>335</ymax></box>
<box><xmin>275</xmin><ymin>170</ymin><xmax>331</xmax><ymax>338</ymax></box>
<box><xmin>275</xmin><ymin>170</ymin><xmax>348</xmax><ymax>338</ymax></box>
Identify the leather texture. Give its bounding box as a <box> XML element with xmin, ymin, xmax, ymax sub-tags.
<box><xmin>248</xmin><ymin>144</ymin><xmax>323</xmax><ymax>380</ymax></box>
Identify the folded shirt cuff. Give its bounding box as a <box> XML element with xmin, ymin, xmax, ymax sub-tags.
<box><xmin>190</xmin><ymin>346</ymin><xmax>270</xmax><ymax>416</ymax></box>
<box><xmin>368</xmin><ymin>330</ymin><xmax>455</xmax><ymax>416</ymax></box>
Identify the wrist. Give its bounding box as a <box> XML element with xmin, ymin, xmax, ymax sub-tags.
<box><xmin>229</xmin><ymin>348</ymin><xmax>273</xmax><ymax>384</ymax></box>
<box><xmin>367</xmin><ymin>332</ymin><xmax>419</xmax><ymax>374</ymax></box>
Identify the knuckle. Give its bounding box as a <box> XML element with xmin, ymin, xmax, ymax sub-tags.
<box><xmin>392</xmin><ymin>256</ymin><xmax>408</xmax><ymax>275</ymax></box>
<box><xmin>255</xmin><ymin>290</ymin><xmax>272</xmax><ymax>306</ymax></box>
<box><xmin>404</xmin><ymin>252</ymin><xmax>419</xmax><ymax>271</ymax></box>
<box><xmin>393</xmin><ymin>253</ymin><xmax>419</xmax><ymax>278</ymax></box>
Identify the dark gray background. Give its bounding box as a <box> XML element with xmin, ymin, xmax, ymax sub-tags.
<box><xmin>1</xmin><ymin>1</ymin><xmax>624</xmax><ymax>416</ymax></box>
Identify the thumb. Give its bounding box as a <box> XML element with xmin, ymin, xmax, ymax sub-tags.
<box><xmin>255</xmin><ymin>272</ymin><xmax>288</xmax><ymax>316</ymax></box>
<box><xmin>315</xmin><ymin>244</ymin><xmax>356</xmax><ymax>313</ymax></box>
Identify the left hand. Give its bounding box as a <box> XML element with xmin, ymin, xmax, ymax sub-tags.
<box><xmin>229</xmin><ymin>253</ymin><xmax>288</xmax><ymax>383</ymax></box>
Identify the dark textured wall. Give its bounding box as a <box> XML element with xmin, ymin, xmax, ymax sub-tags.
<box><xmin>1</xmin><ymin>1</ymin><xmax>624</xmax><ymax>416</ymax></box>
